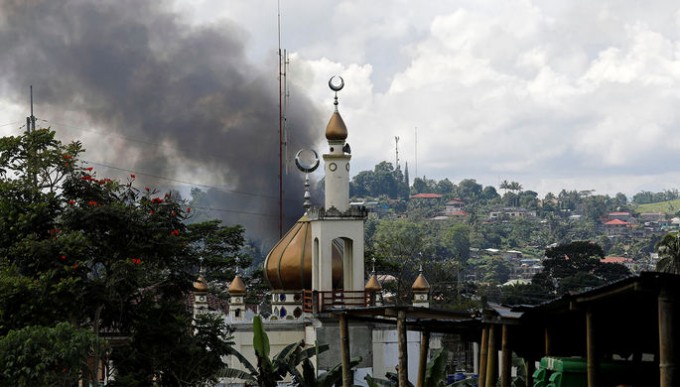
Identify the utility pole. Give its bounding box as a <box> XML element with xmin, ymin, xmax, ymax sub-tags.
<box><xmin>394</xmin><ymin>136</ymin><xmax>400</xmax><ymax>170</ymax></box>
<box><xmin>277</xmin><ymin>1</ymin><xmax>284</xmax><ymax>238</ymax></box>
<box><xmin>26</xmin><ymin>85</ymin><xmax>36</xmax><ymax>133</ymax></box>
<box><xmin>414</xmin><ymin>127</ymin><xmax>418</xmax><ymax>179</ymax></box>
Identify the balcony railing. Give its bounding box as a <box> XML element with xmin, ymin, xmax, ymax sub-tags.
<box><xmin>303</xmin><ymin>290</ymin><xmax>379</xmax><ymax>313</ymax></box>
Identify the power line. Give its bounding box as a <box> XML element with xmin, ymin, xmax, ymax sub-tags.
<box><xmin>0</xmin><ymin>121</ymin><xmax>22</xmax><ymax>128</ymax></box>
<box><xmin>83</xmin><ymin>160</ymin><xmax>278</xmax><ymax>199</ymax></box>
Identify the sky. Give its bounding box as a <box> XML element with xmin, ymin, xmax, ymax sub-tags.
<box><xmin>1</xmin><ymin>0</ymin><xmax>680</xmax><ymax>239</ymax></box>
<box><xmin>175</xmin><ymin>0</ymin><xmax>680</xmax><ymax>197</ymax></box>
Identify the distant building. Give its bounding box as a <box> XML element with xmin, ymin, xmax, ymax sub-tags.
<box><xmin>410</xmin><ymin>193</ymin><xmax>442</xmax><ymax>199</ymax></box>
<box><xmin>607</xmin><ymin>211</ymin><xmax>632</xmax><ymax>221</ymax></box>
<box><xmin>444</xmin><ymin>199</ymin><xmax>468</xmax><ymax>217</ymax></box>
<box><xmin>489</xmin><ymin>207</ymin><xmax>536</xmax><ymax>221</ymax></box>
<box><xmin>604</xmin><ymin>218</ymin><xmax>629</xmax><ymax>236</ymax></box>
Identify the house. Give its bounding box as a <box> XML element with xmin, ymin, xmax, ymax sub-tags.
<box><xmin>603</xmin><ymin>218</ymin><xmax>629</xmax><ymax>236</ymax></box>
<box><xmin>411</xmin><ymin>193</ymin><xmax>442</xmax><ymax>200</ymax></box>
<box><xmin>443</xmin><ymin>199</ymin><xmax>468</xmax><ymax>218</ymax></box>
<box><xmin>489</xmin><ymin>207</ymin><xmax>536</xmax><ymax>221</ymax></box>
<box><xmin>607</xmin><ymin>211</ymin><xmax>632</xmax><ymax>221</ymax></box>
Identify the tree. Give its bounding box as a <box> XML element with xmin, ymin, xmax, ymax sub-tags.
<box><xmin>499</xmin><ymin>180</ymin><xmax>511</xmax><ymax>196</ymax></box>
<box><xmin>456</xmin><ymin>179</ymin><xmax>482</xmax><ymax>202</ymax></box>
<box><xmin>0</xmin><ymin>129</ymin><xmax>240</xmax><ymax>385</ymax></box>
<box><xmin>656</xmin><ymin>232</ymin><xmax>680</xmax><ymax>274</ymax></box>
<box><xmin>369</xmin><ymin>219</ymin><xmax>436</xmax><ymax>302</ymax></box>
<box><xmin>0</xmin><ymin>322</ymin><xmax>102</xmax><ymax>387</ymax></box>
<box><xmin>533</xmin><ymin>241</ymin><xmax>630</xmax><ymax>295</ymax></box>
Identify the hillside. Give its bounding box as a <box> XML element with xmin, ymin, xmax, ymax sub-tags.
<box><xmin>636</xmin><ymin>199</ymin><xmax>680</xmax><ymax>214</ymax></box>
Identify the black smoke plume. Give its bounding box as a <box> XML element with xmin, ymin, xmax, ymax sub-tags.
<box><xmin>0</xmin><ymin>0</ymin><xmax>322</xmax><ymax>244</ymax></box>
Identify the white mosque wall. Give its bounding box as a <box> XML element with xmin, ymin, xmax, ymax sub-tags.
<box><xmin>371</xmin><ymin>328</ymin><xmax>423</xmax><ymax>385</ymax></box>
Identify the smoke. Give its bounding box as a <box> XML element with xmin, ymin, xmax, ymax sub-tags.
<box><xmin>0</xmin><ymin>0</ymin><xmax>322</xmax><ymax>243</ymax></box>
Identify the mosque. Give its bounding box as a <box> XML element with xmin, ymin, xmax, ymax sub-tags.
<box><xmin>192</xmin><ymin>77</ymin><xmax>439</xmax><ymax>386</ymax></box>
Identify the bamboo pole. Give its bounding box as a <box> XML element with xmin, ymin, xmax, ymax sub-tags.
<box><xmin>586</xmin><ymin>310</ymin><xmax>597</xmax><ymax>387</ymax></box>
<box><xmin>485</xmin><ymin>325</ymin><xmax>497</xmax><ymax>387</ymax></box>
<box><xmin>501</xmin><ymin>324</ymin><xmax>511</xmax><ymax>387</ymax></box>
<box><xmin>339</xmin><ymin>313</ymin><xmax>351</xmax><ymax>387</ymax></box>
<box><xmin>659</xmin><ymin>289</ymin><xmax>676</xmax><ymax>387</ymax></box>
<box><xmin>397</xmin><ymin>310</ymin><xmax>408</xmax><ymax>387</ymax></box>
<box><xmin>479</xmin><ymin>326</ymin><xmax>488</xmax><ymax>387</ymax></box>
<box><xmin>416</xmin><ymin>330</ymin><xmax>430</xmax><ymax>387</ymax></box>
<box><xmin>526</xmin><ymin>358</ymin><xmax>535</xmax><ymax>387</ymax></box>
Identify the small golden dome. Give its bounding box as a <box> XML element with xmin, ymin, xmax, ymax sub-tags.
<box><xmin>229</xmin><ymin>275</ymin><xmax>246</xmax><ymax>294</ymax></box>
<box><xmin>412</xmin><ymin>273</ymin><xmax>430</xmax><ymax>291</ymax></box>
<box><xmin>365</xmin><ymin>274</ymin><xmax>382</xmax><ymax>291</ymax></box>
<box><xmin>193</xmin><ymin>275</ymin><xmax>208</xmax><ymax>293</ymax></box>
<box><xmin>264</xmin><ymin>215</ymin><xmax>342</xmax><ymax>290</ymax></box>
<box><xmin>325</xmin><ymin>111</ymin><xmax>348</xmax><ymax>141</ymax></box>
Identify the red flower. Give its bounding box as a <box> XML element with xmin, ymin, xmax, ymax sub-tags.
<box><xmin>85</xmin><ymin>167</ymin><xmax>93</xmax><ymax>171</ymax></box>
<box><xmin>87</xmin><ymin>200</ymin><xmax>97</xmax><ymax>207</ymax></box>
<box><xmin>49</xmin><ymin>228</ymin><xmax>61</xmax><ymax>236</ymax></box>
<box><xmin>145</xmin><ymin>187</ymin><xmax>150</xmax><ymax>191</ymax></box>
<box><xmin>151</xmin><ymin>197</ymin><xmax>164</xmax><ymax>204</ymax></box>
<box><xmin>130</xmin><ymin>173</ymin><xmax>136</xmax><ymax>179</ymax></box>
<box><xmin>59</xmin><ymin>255</ymin><xmax>67</xmax><ymax>261</ymax></box>
<box><xmin>187</xmin><ymin>207</ymin><xmax>191</xmax><ymax>213</ymax></box>
<box><xmin>130</xmin><ymin>257</ymin><xmax>142</xmax><ymax>265</ymax></box>
<box><xmin>63</xmin><ymin>155</ymin><xmax>73</xmax><ymax>160</ymax></box>
<box><xmin>170</xmin><ymin>229</ymin><xmax>180</xmax><ymax>236</ymax></box>
<box><xmin>149</xmin><ymin>210</ymin><xmax>155</xmax><ymax>215</ymax></box>
<box><xmin>68</xmin><ymin>200</ymin><xmax>76</xmax><ymax>205</ymax></box>
<box><xmin>81</xmin><ymin>175</ymin><xmax>93</xmax><ymax>181</ymax></box>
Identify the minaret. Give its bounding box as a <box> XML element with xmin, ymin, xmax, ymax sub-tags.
<box><xmin>411</xmin><ymin>265</ymin><xmax>431</xmax><ymax>308</ymax></box>
<box><xmin>228</xmin><ymin>273</ymin><xmax>247</xmax><ymax>322</ymax></box>
<box><xmin>193</xmin><ymin>272</ymin><xmax>209</xmax><ymax>317</ymax></box>
<box><xmin>365</xmin><ymin>258</ymin><xmax>383</xmax><ymax>306</ymax></box>
<box><xmin>310</xmin><ymin>76</ymin><xmax>366</xmax><ymax>294</ymax></box>
<box><xmin>323</xmin><ymin>77</ymin><xmax>351</xmax><ymax>212</ymax></box>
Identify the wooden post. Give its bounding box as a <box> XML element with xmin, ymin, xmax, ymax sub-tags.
<box><xmin>485</xmin><ymin>325</ymin><xmax>497</xmax><ymax>387</ymax></box>
<box><xmin>586</xmin><ymin>310</ymin><xmax>597</xmax><ymax>387</ymax></box>
<box><xmin>526</xmin><ymin>358</ymin><xmax>536</xmax><ymax>387</ymax></box>
<box><xmin>339</xmin><ymin>313</ymin><xmax>352</xmax><ymax>387</ymax></box>
<box><xmin>500</xmin><ymin>324</ymin><xmax>511</xmax><ymax>387</ymax></box>
<box><xmin>659</xmin><ymin>289</ymin><xmax>676</xmax><ymax>387</ymax></box>
<box><xmin>479</xmin><ymin>326</ymin><xmax>488</xmax><ymax>387</ymax></box>
<box><xmin>416</xmin><ymin>330</ymin><xmax>431</xmax><ymax>387</ymax></box>
<box><xmin>397</xmin><ymin>310</ymin><xmax>408</xmax><ymax>387</ymax></box>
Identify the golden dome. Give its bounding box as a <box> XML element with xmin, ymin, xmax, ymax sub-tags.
<box><xmin>193</xmin><ymin>275</ymin><xmax>208</xmax><ymax>293</ymax></box>
<box><xmin>411</xmin><ymin>273</ymin><xmax>430</xmax><ymax>291</ymax></box>
<box><xmin>325</xmin><ymin>111</ymin><xmax>348</xmax><ymax>141</ymax></box>
<box><xmin>229</xmin><ymin>275</ymin><xmax>246</xmax><ymax>294</ymax></box>
<box><xmin>264</xmin><ymin>215</ymin><xmax>342</xmax><ymax>290</ymax></box>
<box><xmin>365</xmin><ymin>274</ymin><xmax>382</xmax><ymax>291</ymax></box>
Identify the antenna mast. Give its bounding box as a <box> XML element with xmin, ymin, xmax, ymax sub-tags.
<box><xmin>26</xmin><ymin>85</ymin><xmax>36</xmax><ymax>133</ymax></box>
<box><xmin>414</xmin><ymin>127</ymin><xmax>418</xmax><ymax>178</ymax></box>
<box><xmin>394</xmin><ymin>136</ymin><xmax>400</xmax><ymax>170</ymax></box>
<box><xmin>277</xmin><ymin>0</ymin><xmax>284</xmax><ymax>238</ymax></box>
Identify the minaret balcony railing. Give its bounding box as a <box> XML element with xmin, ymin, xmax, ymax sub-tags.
<box><xmin>302</xmin><ymin>290</ymin><xmax>380</xmax><ymax>313</ymax></box>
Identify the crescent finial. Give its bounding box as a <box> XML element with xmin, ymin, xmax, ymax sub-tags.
<box><xmin>328</xmin><ymin>76</ymin><xmax>344</xmax><ymax>92</ymax></box>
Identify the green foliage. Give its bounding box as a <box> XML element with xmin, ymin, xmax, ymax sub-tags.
<box><xmin>0</xmin><ymin>129</ymin><xmax>243</xmax><ymax>385</ymax></box>
<box><xmin>222</xmin><ymin>315</ymin><xmax>344</xmax><ymax>387</ymax></box>
<box><xmin>0</xmin><ymin>322</ymin><xmax>102</xmax><ymax>387</ymax></box>
<box><xmin>533</xmin><ymin>241</ymin><xmax>631</xmax><ymax>296</ymax></box>
<box><xmin>656</xmin><ymin>232</ymin><xmax>680</xmax><ymax>274</ymax></box>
